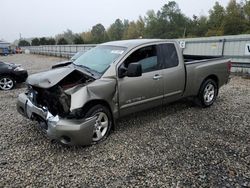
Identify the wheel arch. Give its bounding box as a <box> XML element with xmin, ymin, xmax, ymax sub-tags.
<box><xmin>203</xmin><ymin>74</ymin><xmax>219</xmax><ymax>87</ymax></box>
<box><xmin>196</xmin><ymin>74</ymin><xmax>219</xmax><ymax>97</ymax></box>
<box><xmin>0</xmin><ymin>72</ymin><xmax>17</xmax><ymax>82</ymax></box>
<box><xmin>198</xmin><ymin>74</ymin><xmax>218</xmax><ymax>92</ymax></box>
<box><xmin>83</xmin><ymin>99</ymin><xmax>111</xmax><ymax>113</ymax></box>
<box><xmin>81</xmin><ymin>99</ymin><xmax>116</xmax><ymax>129</ymax></box>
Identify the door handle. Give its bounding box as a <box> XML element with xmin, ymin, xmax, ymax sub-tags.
<box><xmin>153</xmin><ymin>74</ymin><xmax>162</xmax><ymax>80</ymax></box>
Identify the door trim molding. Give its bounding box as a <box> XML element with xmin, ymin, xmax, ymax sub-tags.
<box><xmin>120</xmin><ymin>95</ymin><xmax>163</xmax><ymax>109</ymax></box>
<box><xmin>163</xmin><ymin>90</ymin><xmax>182</xmax><ymax>98</ymax></box>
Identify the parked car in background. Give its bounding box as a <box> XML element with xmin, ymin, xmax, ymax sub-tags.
<box><xmin>17</xmin><ymin>39</ymin><xmax>231</xmax><ymax>146</ymax></box>
<box><xmin>15</xmin><ymin>47</ymin><xmax>23</xmax><ymax>54</ymax></box>
<box><xmin>0</xmin><ymin>61</ymin><xmax>28</xmax><ymax>90</ymax></box>
<box><xmin>0</xmin><ymin>48</ymin><xmax>9</xmax><ymax>56</ymax></box>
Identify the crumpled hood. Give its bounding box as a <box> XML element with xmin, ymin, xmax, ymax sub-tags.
<box><xmin>27</xmin><ymin>66</ymin><xmax>75</xmax><ymax>88</ymax></box>
<box><xmin>51</xmin><ymin>61</ymin><xmax>72</xmax><ymax>69</ymax></box>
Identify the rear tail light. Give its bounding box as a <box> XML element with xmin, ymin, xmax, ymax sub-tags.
<box><xmin>227</xmin><ymin>61</ymin><xmax>232</xmax><ymax>73</ymax></box>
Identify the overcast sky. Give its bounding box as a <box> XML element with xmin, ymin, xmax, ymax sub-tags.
<box><xmin>1</xmin><ymin>0</ymin><xmax>230</xmax><ymax>42</ymax></box>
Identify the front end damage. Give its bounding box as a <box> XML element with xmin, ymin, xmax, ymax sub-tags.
<box><xmin>17</xmin><ymin>93</ymin><xmax>96</xmax><ymax>145</ymax></box>
<box><xmin>16</xmin><ymin>66</ymin><xmax>100</xmax><ymax>145</ymax></box>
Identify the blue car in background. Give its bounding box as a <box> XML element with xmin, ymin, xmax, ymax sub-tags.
<box><xmin>0</xmin><ymin>47</ymin><xmax>9</xmax><ymax>56</ymax></box>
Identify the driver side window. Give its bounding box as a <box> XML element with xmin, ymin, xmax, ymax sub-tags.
<box><xmin>124</xmin><ymin>45</ymin><xmax>159</xmax><ymax>73</ymax></box>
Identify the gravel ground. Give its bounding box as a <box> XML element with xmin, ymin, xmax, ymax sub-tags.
<box><xmin>0</xmin><ymin>54</ymin><xmax>250</xmax><ymax>187</ymax></box>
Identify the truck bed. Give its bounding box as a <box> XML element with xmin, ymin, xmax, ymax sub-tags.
<box><xmin>183</xmin><ymin>55</ymin><xmax>230</xmax><ymax>97</ymax></box>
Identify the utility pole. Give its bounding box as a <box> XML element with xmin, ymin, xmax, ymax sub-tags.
<box><xmin>183</xmin><ymin>27</ymin><xmax>186</xmax><ymax>38</ymax></box>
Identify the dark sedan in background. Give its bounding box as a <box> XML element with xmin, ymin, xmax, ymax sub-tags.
<box><xmin>0</xmin><ymin>61</ymin><xmax>28</xmax><ymax>90</ymax></box>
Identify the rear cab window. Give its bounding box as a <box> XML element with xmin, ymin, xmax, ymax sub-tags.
<box><xmin>158</xmin><ymin>43</ymin><xmax>179</xmax><ymax>69</ymax></box>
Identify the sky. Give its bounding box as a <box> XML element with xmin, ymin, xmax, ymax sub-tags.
<box><xmin>1</xmin><ymin>0</ymin><xmax>230</xmax><ymax>42</ymax></box>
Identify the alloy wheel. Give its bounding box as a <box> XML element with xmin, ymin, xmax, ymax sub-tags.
<box><xmin>93</xmin><ymin>112</ymin><xmax>109</xmax><ymax>142</ymax></box>
<box><xmin>0</xmin><ymin>77</ymin><xmax>14</xmax><ymax>90</ymax></box>
<box><xmin>203</xmin><ymin>83</ymin><xmax>215</xmax><ymax>103</ymax></box>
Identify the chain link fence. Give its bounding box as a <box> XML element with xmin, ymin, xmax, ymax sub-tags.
<box><xmin>23</xmin><ymin>44</ymin><xmax>96</xmax><ymax>58</ymax></box>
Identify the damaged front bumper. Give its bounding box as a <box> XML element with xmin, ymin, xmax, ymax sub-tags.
<box><xmin>17</xmin><ymin>93</ymin><xmax>96</xmax><ymax>146</ymax></box>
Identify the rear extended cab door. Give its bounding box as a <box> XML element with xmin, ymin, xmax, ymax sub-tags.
<box><xmin>117</xmin><ymin>44</ymin><xmax>164</xmax><ymax>117</ymax></box>
<box><xmin>158</xmin><ymin>42</ymin><xmax>186</xmax><ymax>103</ymax></box>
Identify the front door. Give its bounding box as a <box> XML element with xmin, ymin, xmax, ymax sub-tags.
<box><xmin>118</xmin><ymin>45</ymin><xmax>164</xmax><ymax>116</ymax></box>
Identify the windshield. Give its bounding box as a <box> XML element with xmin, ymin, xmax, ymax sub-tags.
<box><xmin>71</xmin><ymin>51</ymin><xmax>84</xmax><ymax>61</ymax></box>
<box><xmin>73</xmin><ymin>45</ymin><xmax>126</xmax><ymax>74</ymax></box>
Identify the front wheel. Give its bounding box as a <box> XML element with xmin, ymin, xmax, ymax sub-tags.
<box><xmin>85</xmin><ymin>105</ymin><xmax>112</xmax><ymax>144</ymax></box>
<box><xmin>0</xmin><ymin>76</ymin><xmax>15</xmax><ymax>90</ymax></box>
<box><xmin>197</xmin><ymin>79</ymin><xmax>218</xmax><ymax>107</ymax></box>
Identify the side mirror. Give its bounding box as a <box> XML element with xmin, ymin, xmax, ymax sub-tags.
<box><xmin>118</xmin><ymin>63</ymin><xmax>142</xmax><ymax>78</ymax></box>
<box><xmin>127</xmin><ymin>63</ymin><xmax>142</xmax><ymax>77</ymax></box>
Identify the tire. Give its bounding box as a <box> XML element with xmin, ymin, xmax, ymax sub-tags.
<box><xmin>85</xmin><ymin>104</ymin><xmax>112</xmax><ymax>144</ymax></box>
<box><xmin>0</xmin><ymin>76</ymin><xmax>15</xmax><ymax>91</ymax></box>
<box><xmin>197</xmin><ymin>79</ymin><xmax>218</xmax><ymax>107</ymax></box>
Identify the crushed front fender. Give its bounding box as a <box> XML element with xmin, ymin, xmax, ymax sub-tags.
<box><xmin>17</xmin><ymin>92</ymin><xmax>97</xmax><ymax>146</ymax></box>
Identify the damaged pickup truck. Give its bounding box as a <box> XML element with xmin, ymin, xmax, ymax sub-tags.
<box><xmin>17</xmin><ymin>39</ymin><xmax>231</xmax><ymax>146</ymax></box>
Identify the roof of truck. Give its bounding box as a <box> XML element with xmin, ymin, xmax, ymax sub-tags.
<box><xmin>101</xmin><ymin>39</ymin><xmax>172</xmax><ymax>48</ymax></box>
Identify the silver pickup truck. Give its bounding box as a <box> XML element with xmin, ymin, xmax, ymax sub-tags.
<box><xmin>17</xmin><ymin>39</ymin><xmax>231</xmax><ymax>146</ymax></box>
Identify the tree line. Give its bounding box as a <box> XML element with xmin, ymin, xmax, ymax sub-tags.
<box><xmin>19</xmin><ymin>0</ymin><xmax>250</xmax><ymax>46</ymax></box>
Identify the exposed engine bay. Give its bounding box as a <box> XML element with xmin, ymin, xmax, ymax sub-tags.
<box><xmin>27</xmin><ymin>69</ymin><xmax>94</xmax><ymax>117</ymax></box>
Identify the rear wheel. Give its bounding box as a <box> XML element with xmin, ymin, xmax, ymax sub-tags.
<box><xmin>85</xmin><ymin>105</ymin><xmax>112</xmax><ymax>144</ymax></box>
<box><xmin>197</xmin><ymin>79</ymin><xmax>218</xmax><ymax>107</ymax></box>
<box><xmin>0</xmin><ymin>76</ymin><xmax>15</xmax><ymax>90</ymax></box>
